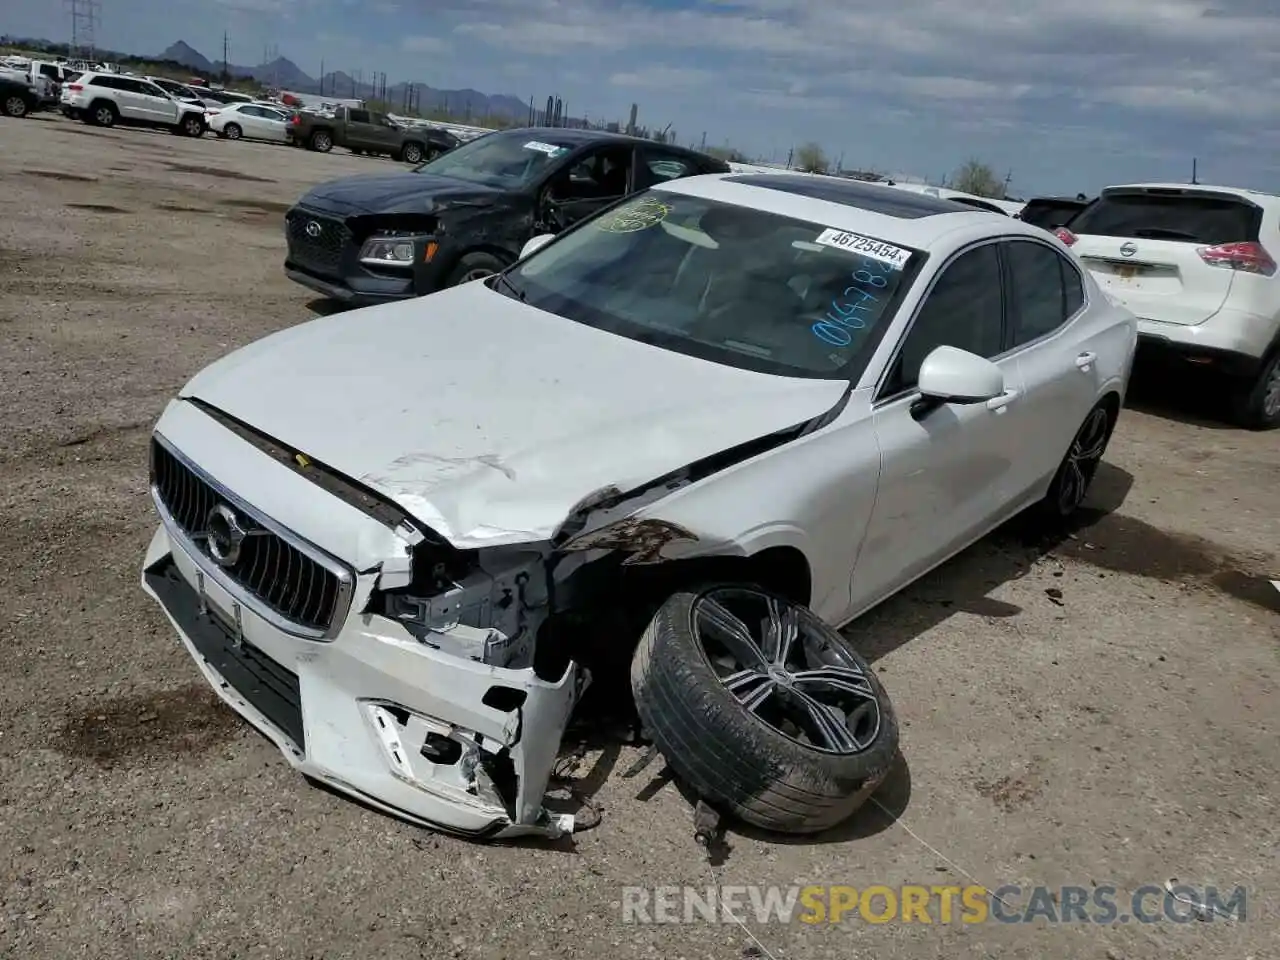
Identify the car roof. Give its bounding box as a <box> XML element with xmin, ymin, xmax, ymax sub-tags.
<box><xmin>488</xmin><ymin>126</ymin><xmax>713</xmax><ymax>157</ymax></box>
<box><xmin>654</xmin><ymin>173</ymin><xmax>1054</xmax><ymax>251</ymax></box>
<box><xmin>1100</xmin><ymin>182</ymin><xmax>1280</xmax><ymax>206</ymax></box>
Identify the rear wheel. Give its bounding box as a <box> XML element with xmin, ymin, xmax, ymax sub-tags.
<box><xmin>223</xmin><ymin>122</ymin><xmax>242</xmax><ymax>140</ymax></box>
<box><xmin>401</xmin><ymin>141</ymin><xmax>424</xmax><ymax>164</ymax></box>
<box><xmin>3</xmin><ymin>94</ymin><xmax>28</xmax><ymax>118</ymax></box>
<box><xmin>632</xmin><ymin>585</ymin><xmax>898</xmax><ymax>834</ymax></box>
<box><xmin>90</xmin><ymin>101</ymin><xmax>116</xmax><ymax>127</ymax></box>
<box><xmin>446</xmin><ymin>251</ymin><xmax>505</xmax><ymax>286</ymax></box>
<box><xmin>1230</xmin><ymin>350</ymin><xmax>1280</xmax><ymax>430</ymax></box>
<box><xmin>1035</xmin><ymin>401</ymin><xmax>1115</xmax><ymax>523</ymax></box>
<box><xmin>309</xmin><ymin>130</ymin><xmax>333</xmax><ymax>152</ymax></box>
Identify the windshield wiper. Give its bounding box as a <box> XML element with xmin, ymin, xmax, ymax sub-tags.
<box><xmin>494</xmin><ymin>272</ymin><xmax>525</xmax><ymax>301</ymax></box>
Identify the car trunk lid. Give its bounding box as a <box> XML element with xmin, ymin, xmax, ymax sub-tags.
<box><xmin>1069</xmin><ymin>187</ymin><xmax>1262</xmax><ymax>326</ymax></box>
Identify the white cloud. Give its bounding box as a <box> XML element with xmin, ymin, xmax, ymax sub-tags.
<box><xmin>402</xmin><ymin>34</ymin><xmax>447</xmax><ymax>52</ymax></box>
<box><xmin>609</xmin><ymin>66</ymin><xmax>717</xmax><ymax>90</ymax></box>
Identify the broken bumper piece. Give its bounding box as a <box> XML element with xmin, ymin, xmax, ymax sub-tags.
<box><xmin>141</xmin><ymin>524</ymin><xmax>581</xmax><ymax>840</ymax></box>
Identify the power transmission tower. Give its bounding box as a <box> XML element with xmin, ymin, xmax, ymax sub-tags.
<box><xmin>66</xmin><ymin>0</ymin><xmax>101</xmax><ymax>62</ymax></box>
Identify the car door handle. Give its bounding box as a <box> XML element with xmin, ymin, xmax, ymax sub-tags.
<box><xmin>986</xmin><ymin>389</ymin><xmax>1020</xmax><ymax>412</ymax></box>
<box><xmin>1075</xmin><ymin>351</ymin><xmax>1097</xmax><ymax>370</ymax></box>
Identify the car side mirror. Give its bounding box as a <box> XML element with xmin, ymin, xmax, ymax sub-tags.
<box><xmin>912</xmin><ymin>346</ymin><xmax>1004</xmax><ymax>420</ymax></box>
<box><xmin>520</xmin><ymin>234</ymin><xmax>556</xmax><ymax>259</ymax></box>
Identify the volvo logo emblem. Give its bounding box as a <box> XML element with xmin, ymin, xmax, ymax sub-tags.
<box><xmin>205</xmin><ymin>503</ymin><xmax>248</xmax><ymax>568</ymax></box>
<box><xmin>305</xmin><ymin>220</ymin><xmax>322</xmax><ymax>238</ymax></box>
<box><xmin>1119</xmin><ymin>241</ymin><xmax>1137</xmax><ymax>258</ymax></box>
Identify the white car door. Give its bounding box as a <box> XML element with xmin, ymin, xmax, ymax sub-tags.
<box><xmin>1002</xmin><ymin>238</ymin><xmax>1103</xmax><ymax>497</ymax></box>
<box><xmin>852</xmin><ymin>241</ymin><xmax>1025</xmax><ymax>612</ymax></box>
<box><xmin>106</xmin><ymin>77</ymin><xmax>145</xmax><ymax>120</ymax></box>
<box><xmin>136</xmin><ymin>80</ymin><xmax>177</xmax><ymax>124</ymax></box>
<box><xmin>259</xmin><ymin>107</ymin><xmax>289</xmax><ymax>142</ymax></box>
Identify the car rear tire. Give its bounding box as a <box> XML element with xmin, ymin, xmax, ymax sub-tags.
<box><xmin>89</xmin><ymin>101</ymin><xmax>116</xmax><ymax>127</ymax></box>
<box><xmin>309</xmin><ymin>130</ymin><xmax>333</xmax><ymax>152</ymax></box>
<box><xmin>3</xmin><ymin>94</ymin><xmax>28</xmax><ymax>118</ymax></box>
<box><xmin>1034</xmin><ymin>400</ymin><xmax>1116</xmax><ymax>523</ymax></box>
<box><xmin>631</xmin><ymin>585</ymin><xmax>899</xmax><ymax>834</ymax></box>
<box><xmin>1229</xmin><ymin>350</ymin><xmax>1280</xmax><ymax>430</ymax></box>
<box><xmin>400</xmin><ymin>142</ymin><xmax>424</xmax><ymax>164</ymax></box>
<box><xmin>446</xmin><ymin>251</ymin><xmax>505</xmax><ymax>286</ymax></box>
<box><xmin>223</xmin><ymin>122</ymin><xmax>242</xmax><ymax>140</ymax></box>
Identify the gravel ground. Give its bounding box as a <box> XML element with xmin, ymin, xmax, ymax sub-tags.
<box><xmin>1</xmin><ymin>113</ymin><xmax>1277</xmax><ymax>960</ymax></box>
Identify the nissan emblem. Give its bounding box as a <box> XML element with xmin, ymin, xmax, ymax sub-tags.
<box><xmin>1119</xmin><ymin>241</ymin><xmax>1137</xmax><ymax>258</ymax></box>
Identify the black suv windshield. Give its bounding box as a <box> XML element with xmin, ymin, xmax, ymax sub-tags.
<box><xmin>414</xmin><ymin>131</ymin><xmax>576</xmax><ymax>188</ymax></box>
<box><xmin>503</xmin><ymin>190</ymin><xmax>922</xmax><ymax>378</ymax></box>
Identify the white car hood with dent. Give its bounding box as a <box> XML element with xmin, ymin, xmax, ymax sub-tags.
<box><xmin>179</xmin><ymin>282</ymin><xmax>847</xmax><ymax>549</ymax></box>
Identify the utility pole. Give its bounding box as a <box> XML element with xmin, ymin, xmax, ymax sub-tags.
<box><xmin>1191</xmin><ymin>157</ymin><xmax>1199</xmax><ymax>184</ymax></box>
<box><xmin>319</xmin><ymin>59</ymin><xmax>324</xmax><ymax>95</ymax></box>
<box><xmin>1002</xmin><ymin>168</ymin><xmax>1013</xmax><ymax>198</ymax></box>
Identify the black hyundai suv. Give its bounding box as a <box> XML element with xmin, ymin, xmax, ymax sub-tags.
<box><xmin>283</xmin><ymin>127</ymin><xmax>730</xmax><ymax>306</ymax></box>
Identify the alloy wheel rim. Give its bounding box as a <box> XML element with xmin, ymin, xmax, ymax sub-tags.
<box><xmin>225</xmin><ymin>124</ymin><xmax>239</xmax><ymax>138</ymax></box>
<box><xmin>96</xmin><ymin>108</ymin><xmax>112</xmax><ymax>124</ymax></box>
<box><xmin>1058</xmin><ymin>407</ymin><xmax>1109</xmax><ymax>513</ymax></box>
<box><xmin>405</xmin><ymin>146</ymin><xmax>421</xmax><ymax>162</ymax></box>
<box><xmin>691</xmin><ymin>586</ymin><xmax>881</xmax><ymax>756</ymax></box>
<box><xmin>5</xmin><ymin>96</ymin><xmax>24</xmax><ymax>115</ymax></box>
<box><xmin>1262</xmin><ymin>358</ymin><xmax>1280</xmax><ymax>419</ymax></box>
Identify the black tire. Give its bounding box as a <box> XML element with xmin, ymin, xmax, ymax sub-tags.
<box><xmin>1034</xmin><ymin>399</ymin><xmax>1116</xmax><ymax>523</ymax></box>
<box><xmin>89</xmin><ymin>100</ymin><xmax>116</xmax><ymax>127</ymax></box>
<box><xmin>309</xmin><ymin>129</ymin><xmax>333</xmax><ymax>152</ymax></box>
<box><xmin>350</xmin><ymin>147</ymin><xmax>363</xmax><ymax>155</ymax></box>
<box><xmin>446</xmin><ymin>251</ymin><xmax>505</xmax><ymax>286</ymax></box>
<box><xmin>401</xmin><ymin>141</ymin><xmax>424</xmax><ymax>164</ymax></box>
<box><xmin>631</xmin><ymin>585</ymin><xmax>899</xmax><ymax>834</ymax></box>
<box><xmin>1229</xmin><ymin>349</ymin><xmax>1280</xmax><ymax>430</ymax></box>
<box><xmin>223</xmin><ymin>122</ymin><xmax>242</xmax><ymax>140</ymax></box>
<box><xmin>3</xmin><ymin>94</ymin><xmax>28</xmax><ymax>118</ymax></box>
<box><xmin>180</xmin><ymin>113</ymin><xmax>204</xmax><ymax>137</ymax></box>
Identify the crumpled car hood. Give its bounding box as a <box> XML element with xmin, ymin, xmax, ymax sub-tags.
<box><xmin>179</xmin><ymin>283</ymin><xmax>847</xmax><ymax>549</ymax></box>
<box><xmin>297</xmin><ymin>172</ymin><xmax>499</xmax><ymax>215</ymax></box>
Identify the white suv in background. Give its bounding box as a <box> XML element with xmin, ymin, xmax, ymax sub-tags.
<box><xmin>61</xmin><ymin>72</ymin><xmax>206</xmax><ymax>137</ymax></box>
<box><xmin>1060</xmin><ymin>183</ymin><xmax>1280</xmax><ymax>428</ymax></box>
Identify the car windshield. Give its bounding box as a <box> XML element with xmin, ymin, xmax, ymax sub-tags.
<box><xmin>413</xmin><ymin>131</ymin><xmax>576</xmax><ymax>187</ymax></box>
<box><xmin>501</xmin><ymin>191</ymin><xmax>923</xmax><ymax>379</ymax></box>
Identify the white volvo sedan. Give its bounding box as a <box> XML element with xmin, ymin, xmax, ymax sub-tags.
<box><xmin>141</xmin><ymin>173</ymin><xmax>1137</xmax><ymax>841</ymax></box>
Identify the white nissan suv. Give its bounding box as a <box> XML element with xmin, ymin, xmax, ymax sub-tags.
<box><xmin>1059</xmin><ymin>183</ymin><xmax>1280</xmax><ymax>428</ymax></box>
<box><xmin>61</xmin><ymin>71</ymin><xmax>206</xmax><ymax>137</ymax></box>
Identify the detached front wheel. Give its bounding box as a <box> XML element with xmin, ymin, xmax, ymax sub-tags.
<box><xmin>631</xmin><ymin>585</ymin><xmax>899</xmax><ymax>834</ymax></box>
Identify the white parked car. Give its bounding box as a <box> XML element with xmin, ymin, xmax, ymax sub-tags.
<box><xmin>141</xmin><ymin>173</ymin><xmax>1137</xmax><ymax>841</ymax></box>
<box><xmin>1058</xmin><ymin>183</ymin><xmax>1280</xmax><ymax>428</ymax></box>
<box><xmin>882</xmin><ymin>181</ymin><xmax>1020</xmax><ymax>217</ymax></box>
<box><xmin>61</xmin><ymin>71</ymin><xmax>206</xmax><ymax>137</ymax></box>
<box><xmin>206</xmin><ymin>101</ymin><xmax>291</xmax><ymax>142</ymax></box>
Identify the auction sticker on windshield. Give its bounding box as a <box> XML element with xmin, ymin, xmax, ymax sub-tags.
<box><xmin>814</xmin><ymin>229</ymin><xmax>911</xmax><ymax>270</ymax></box>
<box><xmin>594</xmin><ymin>196</ymin><xmax>672</xmax><ymax>233</ymax></box>
<box><xmin>524</xmin><ymin>140</ymin><xmax>567</xmax><ymax>156</ymax></box>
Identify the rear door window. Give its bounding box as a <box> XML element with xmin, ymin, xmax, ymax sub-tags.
<box><xmin>1071</xmin><ymin>191</ymin><xmax>1261</xmax><ymax>244</ymax></box>
<box><xmin>1005</xmin><ymin>240</ymin><xmax>1085</xmax><ymax>346</ymax></box>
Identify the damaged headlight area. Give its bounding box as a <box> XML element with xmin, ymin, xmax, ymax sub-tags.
<box><xmin>352</xmin><ymin>214</ymin><xmax>438</xmax><ymax>269</ymax></box>
<box><xmin>374</xmin><ymin>540</ymin><xmax>550</xmax><ymax>670</ymax></box>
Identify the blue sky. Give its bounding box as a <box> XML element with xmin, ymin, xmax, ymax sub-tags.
<box><xmin>5</xmin><ymin>0</ymin><xmax>1280</xmax><ymax>195</ymax></box>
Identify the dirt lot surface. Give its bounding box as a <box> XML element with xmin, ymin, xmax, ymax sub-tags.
<box><xmin>1</xmin><ymin>113</ymin><xmax>1277</xmax><ymax>960</ymax></box>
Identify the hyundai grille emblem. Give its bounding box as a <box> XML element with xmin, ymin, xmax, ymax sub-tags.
<box><xmin>305</xmin><ymin>220</ymin><xmax>322</xmax><ymax>238</ymax></box>
<box><xmin>1120</xmin><ymin>241</ymin><xmax>1137</xmax><ymax>258</ymax></box>
<box><xmin>205</xmin><ymin>503</ymin><xmax>248</xmax><ymax>568</ymax></box>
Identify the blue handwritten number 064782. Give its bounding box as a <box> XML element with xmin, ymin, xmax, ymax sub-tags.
<box><xmin>812</xmin><ymin>263</ymin><xmax>890</xmax><ymax>347</ymax></box>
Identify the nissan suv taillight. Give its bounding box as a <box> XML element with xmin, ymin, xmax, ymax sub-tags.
<box><xmin>1054</xmin><ymin>227</ymin><xmax>1078</xmax><ymax>246</ymax></box>
<box><xmin>1197</xmin><ymin>241</ymin><xmax>1276</xmax><ymax>276</ymax></box>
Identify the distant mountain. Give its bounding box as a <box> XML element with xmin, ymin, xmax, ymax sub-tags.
<box><xmin>159</xmin><ymin>40</ymin><xmax>213</xmax><ymax>73</ymax></box>
<box><xmin>157</xmin><ymin>40</ymin><xmax>541</xmax><ymax>122</ymax></box>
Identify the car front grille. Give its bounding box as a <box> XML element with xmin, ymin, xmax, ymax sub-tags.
<box><xmin>285</xmin><ymin>209</ymin><xmax>350</xmax><ymax>275</ymax></box>
<box><xmin>150</xmin><ymin>437</ymin><xmax>353</xmax><ymax>638</ymax></box>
